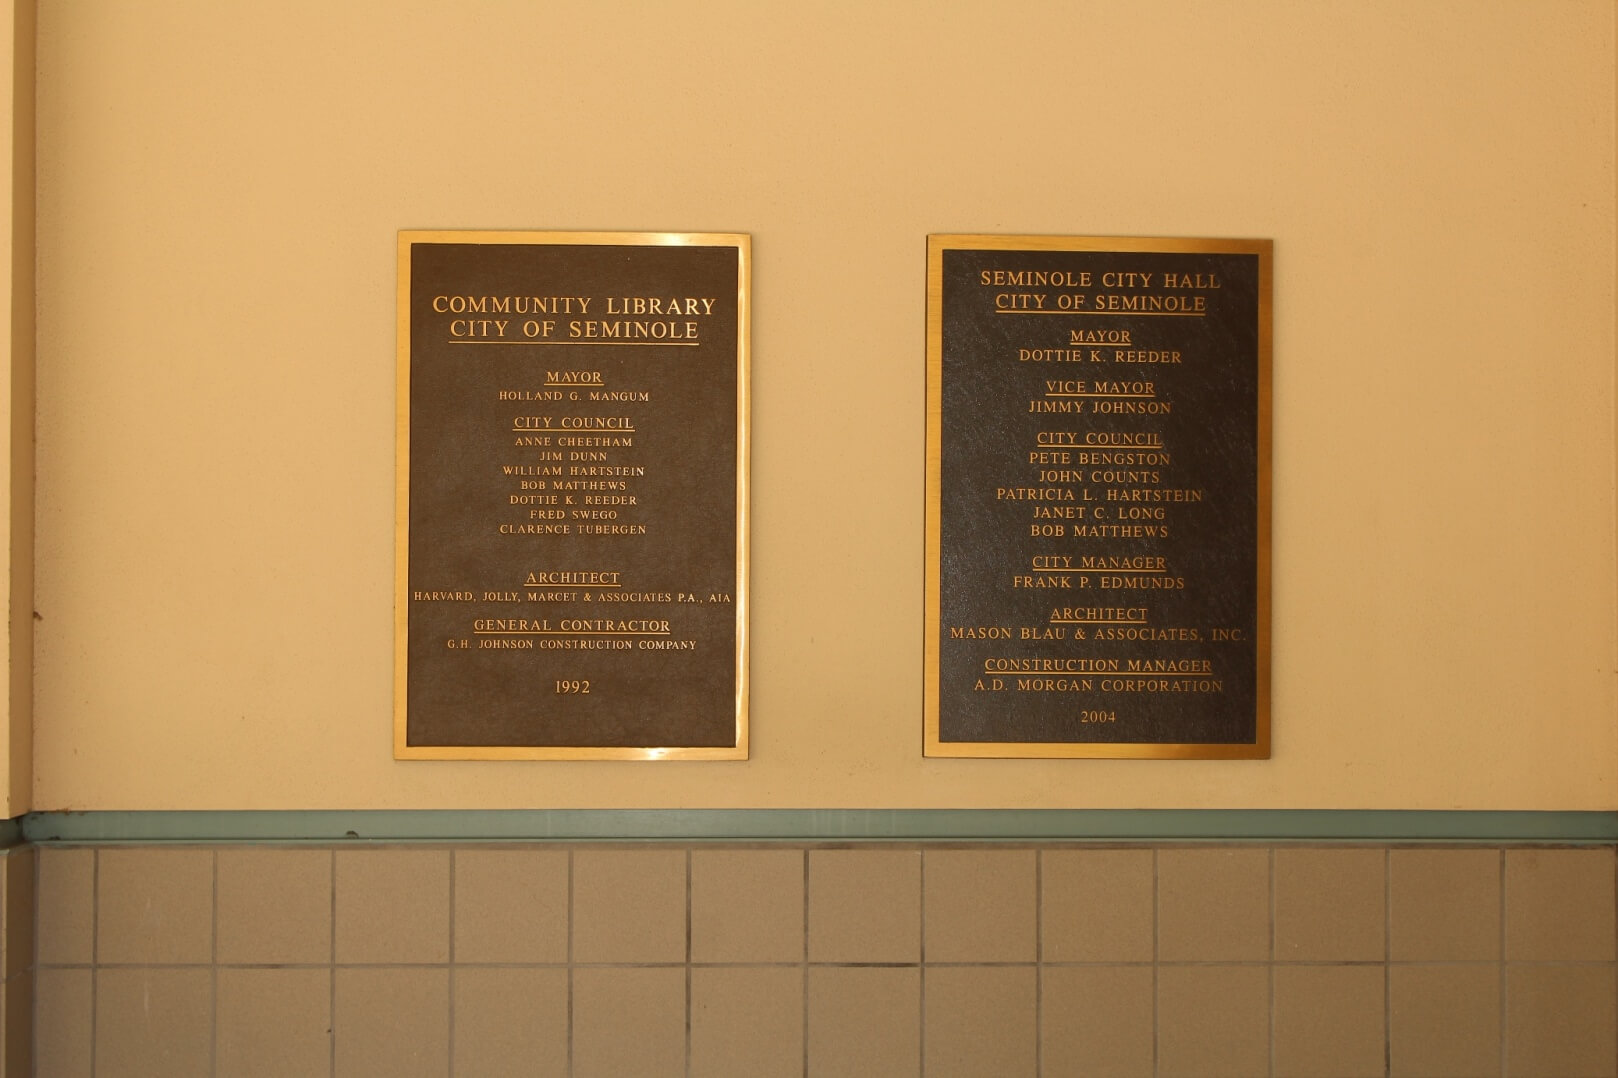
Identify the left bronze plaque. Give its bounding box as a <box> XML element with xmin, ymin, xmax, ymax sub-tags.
<box><xmin>395</xmin><ymin>231</ymin><xmax>749</xmax><ymax>759</ymax></box>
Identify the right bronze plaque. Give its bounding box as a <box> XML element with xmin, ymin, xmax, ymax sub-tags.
<box><xmin>925</xmin><ymin>235</ymin><xmax>1271</xmax><ymax>758</ymax></box>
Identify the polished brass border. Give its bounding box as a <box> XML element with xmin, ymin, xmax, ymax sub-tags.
<box><xmin>395</xmin><ymin>230</ymin><xmax>750</xmax><ymax>761</ymax></box>
<box><xmin>924</xmin><ymin>234</ymin><xmax>1272</xmax><ymax>760</ymax></box>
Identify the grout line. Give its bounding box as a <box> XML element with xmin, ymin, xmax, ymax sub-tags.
<box><xmin>40</xmin><ymin>955</ymin><xmax>1534</xmax><ymax>970</ymax></box>
<box><xmin>1267</xmin><ymin>847</ymin><xmax>1275</xmax><ymax>1078</ymax></box>
<box><xmin>329</xmin><ymin>849</ymin><xmax>337</xmax><ymax>1078</ymax></box>
<box><xmin>685</xmin><ymin>849</ymin><xmax>692</xmax><ymax>1078</ymax></box>
<box><xmin>51</xmin><ymin>955</ymin><xmax>1555</xmax><ymax>968</ymax></box>
<box><xmin>1497</xmin><ymin>848</ymin><xmax>1506</xmax><ymax>1078</ymax></box>
<box><xmin>918</xmin><ymin>849</ymin><xmax>926</xmax><ymax>1077</ymax></box>
<box><xmin>448</xmin><ymin>849</ymin><xmax>456</xmax><ymax>1078</ymax></box>
<box><xmin>23</xmin><ymin>955</ymin><xmax>1534</xmax><ymax>966</ymax></box>
<box><xmin>1383</xmin><ymin>847</ymin><xmax>1391</xmax><ymax>1078</ymax></box>
<box><xmin>30</xmin><ymin>848</ymin><xmax>40</xmax><ymax>1075</ymax></box>
<box><xmin>90</xmin><ymin>849</ymin><xmax>98</xmax><ymax>1077</ymax></box>
<box><xmin>1035</xmin><ymin>849</ymin><xmax>1043</xmax><ymax>1078</ymax></box>
<box><xmin>1151</xmin><ymin>848</ymin><xmax>1159</xmax><ymax>1078</ymax></box>
<box><xmin>801</xmin><ymin>848</ymin><xmax>810</xmax><ymax>1078</ymax></box>
<box><xmin>566</xmin><ymin>848</ymin><xmax>574</xmax><ymax>1078</ymax></box>
<box><xmin>210</xmin><ymin>850</ymin><xmax>219</xmax><ymax>1078</ymax></box>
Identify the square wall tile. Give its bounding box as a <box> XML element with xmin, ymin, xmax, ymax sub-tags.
<box><xmin>334</xmin><ymin>967</ymin><xmax>450</xmax><ymax>1078</ymax></box>
<box><xmin>1506</xmin><ymin>963</ymin><xmax>1618</xmax><ymax>1077</ymax></box>
<box><xmin>453</xmin><ymin>967</ymin><xmax>568</xmax><ymax>1078</ymax></box>
<box><xmin>691</xmin><ymin>966</ymin><xmax>804</xmax><ymax>1078</ymax></box>
<box><xmin>1390</xmin><ymin>964</ymin><xmax>1500</xmax><ymax>1077</ymax></box>
<box><xmin>453</xmin><ymin>848</ymin><xmax>568</xmax><ymax>964</ymax></box>
<box><xmin>1041</xmin><ymin>965</ymin><xmax>1153</xmax><ymax>1077</ymax></box>
<box><xmin>1274</xmin><ymin>847</ymin><xmax>1385</xmax><ymax>961</ymax></box>
<box><xmin>98</xmin><ymin>848</ymin><xmax>214</xmax><ymax>965</ymax></box>
<box><xmin>1390</xmin><ymin>848</ymin><xmax>1500</xmax><ymax>961</ymax></box>
<box><xmin>217</xmin><ymin>847</ymin><xmax>332</xmax><ymax>965</ymax></box>
<box><xmin>4</xmin><ymin>969</ymin><xmax>31</xmax><ymax>1078</ymax></box>
<box><xmin>1157</xmin><ymin>847</ymin><xmax>1270</xmax><ymax>962</ymax></box>
<box><xmin>923</xmin><ymin>965</ymin><xmax>1036</xmax><ymax>1078</ymax></box>
<box><xmin>1042</xmin><ymin>848</ymin><xmax>1154</xmax><ymax>963</ymax></box>
<box><xmin>807</xmin><ymin>849</ymin><xmax>920</xmax><ymax>963</ymax></box>
<box><xmin>34</xmin><ymin>968</ymin><xmax>91</xmax><ymax>1078</ymax></box>
<box><xmin>573</xmin><ymin>966</ymin><xmax>686</xmax><ymax>1078</ymax></box>
<box><xmin>1157</xmin><ymin>965</ymin><xmax>1270</xmax><ymax>1078</ymax></box>
<box><xmin>96</xmin><ymin>967</ymin><xmax>213</xmax><ymax>1078</ymax></box>
<box><xmin>36</xmin><ymin>848</ymin><xmax>94</xmax><ymax>966</ymax></box>
<box><xmin>807</xmin><ymin>966</ymin><xmax>919</xmax><ymax>1078</ymax></box>
<box><xmin>217</xmin><ymin>967</ymin><xmax>331</xmax><ymax>1078</ymax></box>
<box><xmin>334</xmin><ymin>848</ymin><xmax>450</xmax><ymax>964</ymax></box>
<box><xmin>4</xmin><ymin>847</ymin><xmax>34</xmax><ymax>979</ymax></box>
<box><xmin>691</xmin><ymin>848</ymin><xmax>803</xmax><ymax>963</ymax></box>
<box><xmin>572</xmin><ymin>849</ymin><xmax>686</xmax><ymax>964</ymax></box>
<box><xmin>1505</xmin><ymin>847</ymin><xmax>1616</xmax><ymax>961</ymax></box>
<box><xmin>1273</xmin><ymin>964</ymin><xmax>1386</xmax><ymax>1078</ymax></box>
<box><xmin>923</xmin><ymin>849</ymin><xmax>1036</xmax><ymax>963</ymax></box>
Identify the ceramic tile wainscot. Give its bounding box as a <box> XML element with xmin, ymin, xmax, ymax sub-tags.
<box><xmin>20</xmin><ymin>842</ymin><xmax>1618</xmax><ymax>1078</ymax></box>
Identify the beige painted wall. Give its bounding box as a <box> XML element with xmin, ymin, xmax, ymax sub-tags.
<box><xmin>0</xmin><ymin>0</ymin><xmax>31</xmax><ymax>818</ymax></box>
<box><xmin>30</xmin><ymin>1</ymin><xmax>1617</xmax><ymax>810</ymax></box>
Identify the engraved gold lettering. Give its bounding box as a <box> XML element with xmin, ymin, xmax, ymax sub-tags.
<box><xmin>567</xmin><ymin>319</ymin><xmax>700</xmax><ymax>340</ymax></box>
<box><xmin>433</xmin><ymin>295</ymin><xmax>591</xmax><ymax>314</ymax></box>
<box><xmin>979</xmin><ymin>270</ymin><xmax>1092</xmax><ymax>287</ymax></box>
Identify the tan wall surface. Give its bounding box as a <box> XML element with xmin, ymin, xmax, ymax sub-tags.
<box><xmin>30</xmin><ymin>1</ymin><xmax>1617</xmax><ymax>810</ymax></box>
<box><xmin>0</xmin><ymin>0</ymin><xmax>32</xmax><ymax>818</ymax></box>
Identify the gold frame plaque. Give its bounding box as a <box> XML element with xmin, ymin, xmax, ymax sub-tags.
<box><xmin>396</xmin><ymin>231</ymin><xmax>750</xmax><ymax>760</ymax></box>
<box><xmin>925</xmin><ymin>234</ymin><xmax>1271</xmax><ymax>759</ymax></box>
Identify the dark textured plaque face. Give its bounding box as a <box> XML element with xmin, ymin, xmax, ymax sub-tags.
<box><xmin>925</xmin><ymin>235</ymin><xmax>1270</xmax><ymax>759</ymax></box>
<box><xmin>396</xmin><ymin>232</ymin><xmax>749</xmax><ymax>759</ymax></box>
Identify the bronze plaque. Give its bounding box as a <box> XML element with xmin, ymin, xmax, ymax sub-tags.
<box><xmin>926</xmin><ymin>235</ymin><xmax>1270</xmax><ymax>758</ymax></box>
<box><xmin>396</xmin><ymin>231</ymin><xmax>749</xmax><ymax>759</ymax></box>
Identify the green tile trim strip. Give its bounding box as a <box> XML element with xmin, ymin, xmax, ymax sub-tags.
<box><xmin>0</xmin><ymin>815</ymin><xmax>20</xmax><ymax>848</ymax></box>
<box><xmin>14</xmin><ymin>809</ymin><xmax>1618</xmax><ymax>845</ymax></box>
